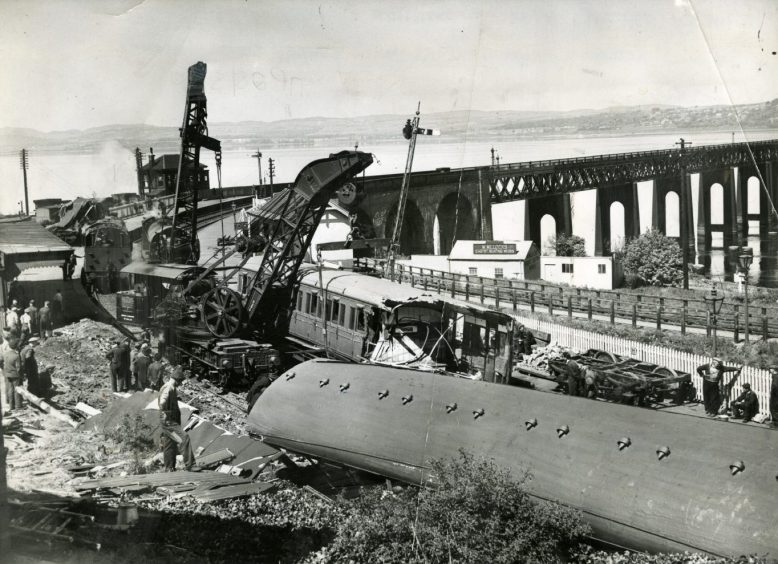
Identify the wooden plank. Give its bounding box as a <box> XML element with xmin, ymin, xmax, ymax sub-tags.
<box><xmin>192</xmin><ymin>482</ymin><xmax>276</xmax><ymax>502</ymax></box>
<box><xmin>14</xmin><ymin>387</ymin><xmax>79</xmax><ymax>428</ymax></box>
<box><xmin>75</xmin><ymin>470</ymin><xmax>246</xmax><ymax>491</ymax></box>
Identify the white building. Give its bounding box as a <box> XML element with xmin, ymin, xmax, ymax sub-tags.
<box><xmin>448</xmin><ymin>240</ymin><xmax>540</xmax><ymax>280</ymax></box>
<box><xmin>540</xmin><ymin>256</ymin><xmax>623</xmax><ymax>289</ymax></box>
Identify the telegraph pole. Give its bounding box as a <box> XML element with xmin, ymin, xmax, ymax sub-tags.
<box><xmin>268</xmin><ymin>158</ymin><xmax>275</xmax><ymax>188</ymax></box>
<box><xmin>251</xmin><ymin>150</ymin><xmax>263</xmax><ymax>185</ymax></box>
<box><xmin>19</xmin><ymin>149</ymin><xmax>29</xmax><ymax>215</ymax></box>
<box><xmin>676</xmin><ymin>138</ymin><xmax>692</xmax><ymax>290</ymax></box>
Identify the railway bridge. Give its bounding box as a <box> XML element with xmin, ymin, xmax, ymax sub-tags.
<box><xmin>354</xmin><ymin>139</ymin><xmax>778</xmax><ymax>259</ymax></box>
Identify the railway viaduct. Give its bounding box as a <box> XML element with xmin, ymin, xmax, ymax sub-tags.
<box><xmin>353</xmin><ymin>139</ymin><xmax>778</xmax><ymax>260</ymax></box>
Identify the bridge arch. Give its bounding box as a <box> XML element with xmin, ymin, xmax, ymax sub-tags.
<box><xmin>524</xmin><ymin>194</ymin><xmax>572</xmax><ymax>253</ymax></box>
<box><xmin>385</xmin><ymin>199</ymin><xmax>427</xmax><ymax>256</ymax></box>
<box><xmin>435</xmin><ymin>193</ymin><xmax>476</xmax><ymax>255</ymax></box>
<box><xmin>540</xmin><ymin>214</ymin><xmax>557</xmax><ymax>254</ymax></box>
<box><xmin>609</xmin><ymin>201</ymin><xmax>625</xmax><ymax>252</ymax></box>
<box><xmin>747</xmin><ymin>176</ymin><xmax>761</xmax><ymax>214</ymax></box>
<box><xmin>664</xmin><ymin>191</ymin><xmax>680</xmax><ymax>237</ymax></box>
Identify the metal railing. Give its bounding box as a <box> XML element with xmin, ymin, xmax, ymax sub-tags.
<box><xmin>356</xmin><ymin>258</ymin><xmax>778</xmax><ymax>340</ymax></box>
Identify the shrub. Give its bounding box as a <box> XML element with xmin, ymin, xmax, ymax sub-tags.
<box><xmin>548</xmin><ymin>233</ymin><xmax>588</xmax><ymax>257</ymax></box>
<box><xmin>320</xmin><ymin>450</ymin><xmax>590</xmax><ymax>563</ymax></box>
<box><xmin>622</xmin><ymin>229</ymin><xmax>683</xmax><ymax>287</ymax></box>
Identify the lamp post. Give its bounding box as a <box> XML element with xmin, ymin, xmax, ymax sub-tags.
<box><xmin>738</xmin><ymin>248</ymin><xmax>754</xmax><ymax>343</ymax></box>
<box><xmin>703</xmin><ymin>284</ymin><xmax>725</xmax><ymax>357</ymax></box>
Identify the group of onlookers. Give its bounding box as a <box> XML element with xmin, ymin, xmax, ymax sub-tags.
<box><xmin>106</xmin><ymin>336</ymin><xmax>167</xmax><ymax>393</ymax></box>
<box><xmin>0</xmin><ymin>290</ymin><xmax>61</xmax><ymax>412</ymax></box>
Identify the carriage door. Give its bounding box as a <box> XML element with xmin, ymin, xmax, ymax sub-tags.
<box><xmin>483</xmin><ymin>323</ymin><xmax>497</xmax><ymax>383</ymax></box>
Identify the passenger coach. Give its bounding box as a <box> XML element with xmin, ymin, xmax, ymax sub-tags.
<box><xmin>286</xmin><ymin>268</ymin><xmax>515</xmax><ymax>383</ymax></box>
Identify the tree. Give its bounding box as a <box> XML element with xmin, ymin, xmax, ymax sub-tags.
<box><xmin>621</xmin><ymin>229</ymin><xmax>683</xmax><ymax>287</ymax></box>
<box><xmin>547</xmin><ymin>233</ymin><xmax>587</xmax><ymax>257</ymax></box>
<box><xmin>321</xmin><ymin>450</ymin><xmax>590</xmax><ymax>563</ymax></box>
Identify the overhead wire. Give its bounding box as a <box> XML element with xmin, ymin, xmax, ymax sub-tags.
<box><xmin>686</xmin><ymin>0</ymin><xmax>778</xmax><ymax>222</ymax></box>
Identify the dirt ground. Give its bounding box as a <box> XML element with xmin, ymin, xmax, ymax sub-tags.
<box><xmin>2</xmin><ymin>319</ymin><xmax>347</xmax><ymax>563</ymax></box>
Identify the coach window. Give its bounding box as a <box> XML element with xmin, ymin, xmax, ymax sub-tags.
<box><xmin>562</xmin><ymin>264</ymin><xmax>573</xmax><ymax>274</ymax></box>
<box><xmin>310</xmin><ymin>293</ymin><xmax>319</xmax><ymax>315</ymax></box>
<box><xmin>356</xmin><ymin>307</ymin><xmax>366</xmax><ymax>331</ymax></box>
<box><xmin>598</xmin><ymin>264</ymin><xmax>606</xmax><ymax>274</ymax></box>
<box><xmin>338</xmin><ymin>302</ymin><xmax>346</xmax><ymax>326</ymax></box>
<box><xmin>297</xmin><ymin>292</ymin><xmax>303</xmax><ymax>311</ymax></box>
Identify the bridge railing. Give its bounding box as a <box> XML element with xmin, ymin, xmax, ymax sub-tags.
<box><xmin>487</xmin><ymin>139</ymin><xmax>778</xmax><ymax>174</ymax></box>
<box><xmin>356</xmin><ymin>258</ymin><xmax>778</xmax><ymax>341</ymax></box>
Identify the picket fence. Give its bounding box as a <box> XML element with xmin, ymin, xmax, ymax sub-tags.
<box><xmin>515</xmin><ymin>314</ymin><xmax>773</xmax><ymax>417</ymax></box>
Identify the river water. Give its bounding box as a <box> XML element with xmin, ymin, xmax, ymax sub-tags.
<box><xmin>2</xmin><ymin>129</ymin><xmax>777</xmax><ymax>283</ymax></box>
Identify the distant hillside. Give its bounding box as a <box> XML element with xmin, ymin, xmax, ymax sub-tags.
<box><xmin>1</xmin><ymin>99</ymin><xmax>776</xmax><ymax>155</ymax></box>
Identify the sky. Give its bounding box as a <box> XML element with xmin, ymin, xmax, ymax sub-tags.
<box><xmin>1</xmin><ymin>0</ymin><xmax>777</xmax><ymax>132</ymax></box>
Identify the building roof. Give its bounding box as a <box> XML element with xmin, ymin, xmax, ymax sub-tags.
<box><xmin>448</xmin><ymin>240</ymin><xmax>536</xmax><ymax>261</ymax></box>
<box><xmin>140</xmin><ymin>154</ymin><xmax>208</xmax><ymax>172</ymax></box>
<box><xmin>298</xmin><ymin>268</ymin><xmax>511</xmax><ymax>323</ymax></box>
<box><xmin>0</xmin><ymin>217</ymin><xmax>73</xmax><ymax>256</ymax></box>
<box><xmin>120</xmin><ymin>261</ymin><xmax>207</xmax><ymax>280</ymax></box>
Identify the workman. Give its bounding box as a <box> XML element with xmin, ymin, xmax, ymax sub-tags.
<box><xmin>19</xmin><ymin>309</ymin><xmax>32</xmax><ymax>343</ymax></box>
<box><xmin>218</xmin><ymin>359</ymin><xmax>235</xmax><ymax>392</ymax></box>
<box><xmin>5</xmin><ymin>305</ymin><xmax>19</xmax><ymax>334</ymax></box>
<box><xmin>52</xmin><ymin>290</ymin><xmax>63</xmax><ymax>327</ymax></box>
<box><xmin>158</xmin><ymin>365</ymin><xmax>195</xmax><ymax>472</ymax></box>
<box><xmin>246</xmin><ymin>370</ymin><xmax>274</xmax><ymax>413</ymax></box>
<box><xmin>119</xmin><ymin>339</ymin><xmax>131</xmax><ymax>392</ymax></box>
<box><xmin>21</xmin><ymin>339</ymin><xmax>40</xmax><ymax>397</ymax></box>
<box><xmin>106</xmin><ymin>340</ymin><xmax>123</xmax><ymax>392</ymax></box>
<box><xmin>1</xmin><ymin>339</ymin><xmax>23</xmax><ymax>410</ymax></box>
<box><xmin>38</xmin><ymin>301</ymin><xmax>52</xmax><ymax>339</ymax></box>
<box><xmin>130</xmin><ymin>342</ymin><xmax>142</xmax><ymax>389</ymax></box>
<box><xmin>516</xmin><ymin>325</ymin><xmax>536</xmax><ymax>358</ymax></box>
<box><xmin>697</xmin><ymin>358</ymin><xmax>741</xmax><ymax>416</ymax></box>
<box><xmin>147</xmin><ymin>353</ymin><xmax>166</xmax><ymax>390</ymax></box>
<box><xmin>731</xmin><ymin>382</ymin><xmax>759</xmax><ymax>422</ymax></box>
<box><xmin>563</xmin><ymin>351</ymin><xmax>582</xmax><ymax>397</ymax></box>
<box><xmin>134</xmin><ymin>344</ymin><xmax>152</xmax><ymax>390</ymax></box>
<box><xmin>25</xmin><ymin>300</ymin><xmax>39</xmax><ymax>336</ymax></box>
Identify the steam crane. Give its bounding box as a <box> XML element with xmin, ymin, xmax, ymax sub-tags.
<box><xmin>192</xmin><ymin>151</ymin><xmax>374</xmax><ymax>338</ymax></box>
<box><xmin>166</xmin><ymin>61</ymin><xmax>222</xmax><ymax>265</ymax></box>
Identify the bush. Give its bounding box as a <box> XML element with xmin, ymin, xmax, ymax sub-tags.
<box><xmin>548</xmin><ymin>233</ymin><xmax>587</xmax><ymax>257</ymax></box>
<box><xmin>622</xmin><ymin>229</ymin><xmax>683</xmax><ymax>287</ymax></box>
<box><xmin>104</xmin><ymin>414</ymin><xmax>157</xmax><ymax>473</ymax></box>
<box><xmin>320</xmin><ymin>450</ymin><xmax>590</xmax><ymax>563</ymax></box>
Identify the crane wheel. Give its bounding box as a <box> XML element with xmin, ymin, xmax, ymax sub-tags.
<box><xmin>336</xmin><ymin>182</ymin><xmax>361</xmax><ymax>207</ymax></box>
<box><xmin>202</xmin><ymin>287</ymin><xmax>244</xmax><ymax>338</ymax></box>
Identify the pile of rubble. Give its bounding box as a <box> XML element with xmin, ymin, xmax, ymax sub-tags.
<box><xmin>35</xmin><ymin>319</ymin><xmax>126</xmax><ymax>410</ymax></box>
<box><xmin>517</xmin><ymin>343</ymin><xmax>573</xmax><ymax>372</ymax></box>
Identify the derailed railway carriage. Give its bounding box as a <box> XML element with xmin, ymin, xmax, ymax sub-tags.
<box><xmin>287</xmin><ymin>268</ymin><xmax>515</xmax><ymax>382</ymax></box>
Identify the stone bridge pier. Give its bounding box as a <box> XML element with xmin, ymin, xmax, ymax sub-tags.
<box><xmin>696</xmin><ymin>168</ymin><xmax>738</xmax><ymax>262</ymax></box>
<box><xmin>651</xmin><ymin>176</ymin><xmax>695</xmax><ymax>258</ymax></box>
<box><xmin>593</xmin><ymin>183</ymin><xmax>640</xmax><ymax>256</ymax></box>
<box><xmin>358</xmin><ymin>169</ymin><xmax>493</xmax><ymax>256</ymax></box>
<box><xmin>522</xmin><ymin>194</ymin><xmax>572</xmax><ymax>250</ymax></box>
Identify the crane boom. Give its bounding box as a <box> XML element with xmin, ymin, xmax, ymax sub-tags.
<box><xmin>199</xmin><ymin>150</ymin><xmax>373</xmax><ymax>338</ymax></box>
<box><xmin>169</xmin><ymin>61</ymin><xmax>222</xmax><ymax>265</ymax></box>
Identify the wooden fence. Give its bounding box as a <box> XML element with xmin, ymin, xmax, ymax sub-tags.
<box><xmin>515</xmin><ymin>314</ymin><xmax>772</xmax><ymax>417</ymax></box>
<box><xmin>354</xmin><ymin>258</ymin><xmax>778</xmax><ymax>340</ymax></box>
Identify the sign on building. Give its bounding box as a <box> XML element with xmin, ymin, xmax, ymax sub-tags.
<box><xmin>473</xmin><ymin>242</ymin><xmax>516</xmax><ymax>255</ymax></box>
